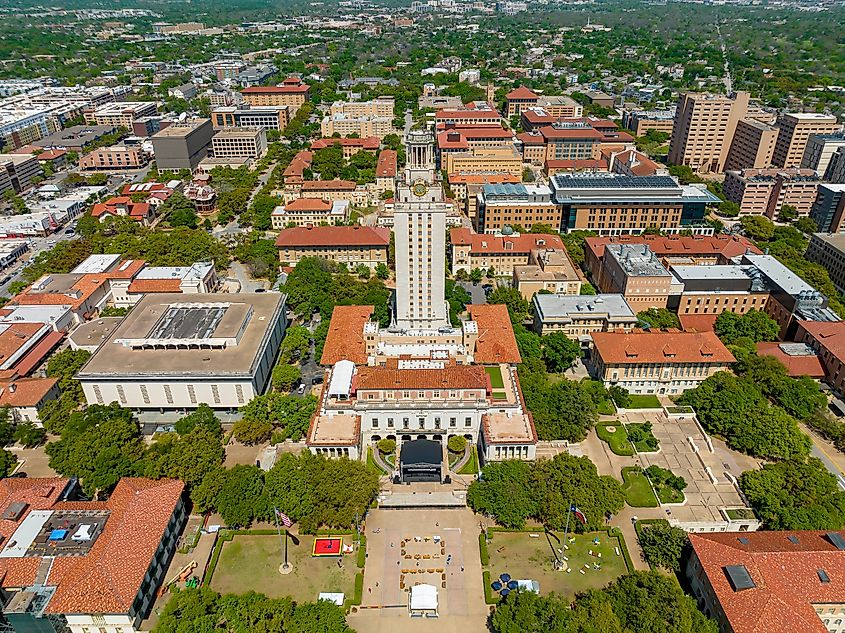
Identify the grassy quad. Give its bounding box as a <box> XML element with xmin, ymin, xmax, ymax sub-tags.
<box><xmin>621</xmin><ymin>467</ymin><xmax>658</xmax><ymax>508</ymax></box>
<box><xmin>485</xmin><ymin>366</ymin><xmax>505</xmax><ymax>389</ymax></box>
<box><xmin>210</xmin><ymin>534</ymin><xmax>358</xmax><ymax>603</ymax></box>
<box><xmin>485</xmin><ymin>530</ymin><xmax>629</xmax><ymax>599</ymax></box>
<box><xmin>626</xmin><ymin>394</ymin><xmax>662</xmax><ymax>409</ymax></box>
<box><xmin>595</xmin><ymin>423</ymin><xmax>633</xmax><ymax>456</ymax></box>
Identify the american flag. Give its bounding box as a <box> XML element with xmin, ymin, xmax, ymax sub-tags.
<box><xmin>275</xmin><ymin>507</ymin><xmax>293</xmax><ymax>528</ymax></box>
<box><xmin>570</xmin><ymin>505</ymin><xmax>587</xmax><ymax>525</ymax></box>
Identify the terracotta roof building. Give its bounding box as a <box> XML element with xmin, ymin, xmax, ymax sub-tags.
<box><xmin>0</xmin><ymin>376</ymin><xmax>59</xmax><ymax>423</ymax></box>
<box><xmin>91</xmin><ymin>197</ymin><xmax>154</xmax><ymax>225</ymax></box>
<box><xmin>311</xmin><ymin>136</ymin><xmax>380</xmax><ymax>158</ymax></box>
<box><xmin>320</xmin><ymin>305</ymin><xmax>374</xmax><ymax>366</ymax></box>
<box><xmin>687</xmin><ymin>530</ymin><xmax>845</xmax><ymax>633</ymax></box>
<box><xmin>270</xmin><ymin>197</ymin><xmax>350</xmax><ymax>229</ymax></box>
<box><xmin>591</xmin><ymin>329</ymin><xmax>734</xmax><ymax>395</ymax></box>
<box><xmin>276</xmin><ymin>225</ymin><xmax>390</xmax><ymax>270</ymax></box>
<box><xmin>0</xmin><ymin>477</ymin><xmax>185</xmax><ymax>633</ymax></box>
<box><xmin>241</xmin><ymin>77</ymin><xmax>310</xmax><ymax>113</ymax></box>
<box><xmin>450</xmin><ymin>226</ymin><xmax>565</xmax><ymax>275</ymax></box>
<box><xmin>796</xmin><ymin>320</ymin><xmax>845</xmax><ymax>397</ymax></box>
<box><xmin>468</xmin><ymin>304</ymin><xmax>522</xmax><ymax>365</ymax></box>
<box><xmin>505</xmin><ymin>86</ymin><xmax>539</xmax><ymax>118</ymax></box>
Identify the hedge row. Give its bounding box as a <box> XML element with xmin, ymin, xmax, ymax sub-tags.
<box><xmin>478</xmin><ymin>532</ymin><xmax>489</xmax><ymax>566</ymax></box>
<box><xmin>357</xmin><ymin>534</ymin><xmax>367</xmax><ymax>568</ymax></box>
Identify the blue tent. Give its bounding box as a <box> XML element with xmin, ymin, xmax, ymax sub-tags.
<box><xmin>491</xmin><ymin>580</ymin><xmax>503</xmax><ymax>591</ymax></box>
<box><xmin>500</xmin><ymin>573</ymin><xmax>511</xmax><ymax>583</ymax></box>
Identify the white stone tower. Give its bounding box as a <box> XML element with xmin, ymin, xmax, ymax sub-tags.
<box><xmin>393</xmin><ymin>129</ymin><xmax>450</xmax><ymax>330</ymax></box>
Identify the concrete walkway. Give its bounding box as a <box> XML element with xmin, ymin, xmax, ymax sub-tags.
<box><xmin>801</xmin><ymin>423</ymin><xmax>845</xmax><ymax>489</ymax></box>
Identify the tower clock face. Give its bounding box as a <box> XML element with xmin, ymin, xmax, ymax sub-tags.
<box><xmin>412</xmin><ymin>180</ymin><xmax>429</xmax><ymax>198</ymax></box>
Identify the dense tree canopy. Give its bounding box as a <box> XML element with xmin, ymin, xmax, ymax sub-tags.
<box><xmin>154</xmin><ymin>587</ymin><xmax>353</xmax><ymax>633</ymax></box>
<box><xmin>468</xmin><ymin>454</ymin><xmax>624</xmax><ymax>530</ymax></box>
<box><xmin>714</xmin><ymin>309</ymin><xmax>780</xmax><ymax>345</ymax></box>
<box><xmin>519</xmin><ymin>359</ymin><xmax>598</xmax><ymax>441</ymax></box>
<box><xmin>637</xmin><ymin>308</ymin><xmax>681</xmax><ymax>330</ymax></box>
<box><xmin>639</xmin><ymin>520</ymin><xmax>689</xmax><ymax>571</ymax></box>
<box><xmin>678</xmin><ymin>372</ymin><xmax>810</xmax><ymax>460</ymax></box>
<box><xmin>491</xmin><ymin>571</ymin><xmax>717</xmax><ymax>633</ymax></box>
<box><xmin>740</xmin><ymin>458</ymin><xmax>845</xmax><ymax>530</ymax></box>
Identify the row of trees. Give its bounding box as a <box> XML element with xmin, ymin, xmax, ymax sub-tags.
<box><xmin>467</xmin><ymin>453</ymin><xmax>624</xmax><ymax>529</ymax></box>
<box><xmin>491</xmin><ymin>571</ymin><xmax>717</xmax><ymax>633</ymax></box>
<box><xmin>193</xmin><ymin>451</ymin><xmax>379</xmax><ymax>531</ymax></box>
<box><xmin>155</xmin><ymin>587</ymin><xmax>352</xmax><ymax>633</ymax></box>
<box><xmin>232</xmin><ymin>392</ymin><xmax>318</xmax><ymax>444</ymax></box>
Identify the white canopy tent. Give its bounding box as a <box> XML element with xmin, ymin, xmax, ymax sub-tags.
<box><xmin>409</xmin><ymin>584</ymin><xmax>438</xmax><ymax>617</ymax></box>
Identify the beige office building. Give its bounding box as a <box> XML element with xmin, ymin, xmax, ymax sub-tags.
<box><xmin>444</xmin><ymin>146</ymin><xmax>522</xmax><ymax>177</ymax></box>
<box><xmin>211</xmin><ymin>127</ymin><xmax>267</xmax><ymax>159</ymax></box>
<box><xmin>724</xmin><ymin>168</ymin><xmax>820</xmax><ymax>218</ymax></box>
<box><xmin>320</xmin><ymin>114</ymin><xmax>394</xmax><ymax>139</ymax></box>
<box><xmin>724</xmin><ymin>119</ymin><xmax>778</xmax><ymax>171</ymax></box>
<box><xmin>83</xmin><ymin>101</ymin><xmax>158</xmax><ymax>128</ymax></box>
<box><xmin>772</xmin><ymin>112</ymin><xmax>839</xmax><ymax>168</ymax></box>
<box><xmin>328</xmin><ymin>97</ymin><xmax>394</xmax><ymax>118</ymax></box>
<box><xmin>77</xmin><ymin>293</ymin><xmax>288</xmax><ymax>411</ymax></box>
<box><xmin>79</xmin><ymin>145</ymin><xmax>147</xmax><ymax>170</ymax></box>
<box><xmin>600</xmin><ymin>243</ymin><xmax>673</xmax><ymax>310</ymax></box>
<box><xmin>668</xmin><ymin>91</ymin><xmax>749</xmax><ymax>174</ymax></box>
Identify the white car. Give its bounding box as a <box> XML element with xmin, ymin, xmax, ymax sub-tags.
<box><xmin>297</xmin><ymin>384</ymin><xmax>307</xmax><ymax>395</ymax></box>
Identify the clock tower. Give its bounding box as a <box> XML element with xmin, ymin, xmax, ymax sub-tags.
<box><xmin>392</xmin><ymin>128</ymin><xmax>450</xmax><ymax>330</ymax></box>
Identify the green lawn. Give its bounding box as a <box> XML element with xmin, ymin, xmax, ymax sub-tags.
<box><xmin>596</xmin><ymin>399</ymin><xmax>616</xmax><ymax>415</ymax></box>
<box><xmin>595</xmin><ymin>423</ymin><xmax>633</xmax><ymax>456</ymax></box>
<box><xmin>492</xmin><ymin>390</ymin><xmax>507</xmax><ymax>400</ymax></box>
<box><xmin>621</xmin><ymin>467</ymin><xmax>658</xmax><ymax>507</ymax></box>
<box><xmin>210</xmin><ymin>534</ymin><xmax>358</xmax><ymax>603</ymax></box>
<box><xmin>366</xmin><ymin>447</ymin><xmax>388</xmax><ymax>475</ymax></box>
<box><xmin>485</xmin><ymin>366</ymin><xmax>505</xmax><ymax>389</ymax></box>
<box><xmin>485</xmin><ymin>530</ymin><xmax>628</xmax><ymax>599</ymax></box>
<box><xmin>626</xmin><ymin>394</ymin><xmax>662</xmax><ymax>409</ymax></box>
<box><xmin>657</xmin><ymin>486</ymin><xmax>685</xmax><ymax>504</ymax></box>
<box><xmin>457</xmin><ymin>446</ymin><xmax>479</xmax><ymax>474</ymax></box>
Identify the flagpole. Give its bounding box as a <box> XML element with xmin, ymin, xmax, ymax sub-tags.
<box><xmin>274</xmin><ymin>506</ymin><xmax>292</xmax><ymax>574</ymax></box>
<box><xmin>562</xmin><ymin>502</ymin><xmax>572</xmax><ymax>552</ymax></box>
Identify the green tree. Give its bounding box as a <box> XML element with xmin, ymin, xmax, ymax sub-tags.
<box><xmin>377</xmin><ymin>438</ymin><xmax>396</xmax><ymax>455</ymax></box>
<box><xmin>174</xmin><ymin>404</ymin><xmax>222</xmax><ymax>437</ymax></box>
<box><xmin>355</xmin><ymin>263</ymin><xmax>371</xmax><ymax>279</ymax></box>
<box><xmin>579</xmin><ymin>282</ymin><xmax>597</xmax><ymax>295</ymax></box>
<box><xmin>469</xmin><ymin>267</ymin><xmax>483</xmax><ymax>284</ymax></box>
<box><xmin>520</xmin><ymin>361</ymin><xmax>598</xmax><ymax>441</ymax></box>
<box><xmin>514</xmin><ymin>325</ymin><xmax>543</xmax><ymax>360</ymax></box>
<box><xmin>45</xmin><ymin>403</ymin><xmax>144</xmax><ymax>496</ymax></box>
<box><xmin>608</xmin><ymin>385</ymin><xmax>631</xmax><ymax>408</ymax></box>
<box><xmin>0</xmin><ymin>448</ymin><xmax>17</xmax><ymax>477</ymax></box>
<box><xmin>375</xmin><ymin>262</ymin><xmax>389</xmax><ymax>279</ymax></box>
<box><xmin>740</xmin><ymin>458</ymin><xmax>845</xmax><ymax>530</ymax></box>
<box><xmin>447</xmin><ymin>435</ymin><xmax>467</xmax><ymax>453</ymax></box>
<box><xmin>534</xmin><ymin>453</ymin><xmax>625</xmax><ymax>530</ymax></box>
<box><xmin>541</xmin><ymin>332</ymin><xmax>580</xmax><ymax>372</ymax></box>
<box><xmin>467</xmin><ymin>459</ymin><xmax>538</xmax><ymax>528</ymax></box>
<box><xmin>13</xmin><ymin>422</ymin><xmax>46</xmax><ymax>448</ymax></box>
<box><xmin>740</xmin><ymin>215</ymin><xmax>775</xmax><ymax>241</ymax></box>
<box><xmin>639</xmin><ymin>520</ymin><xmax>689</xmax><ymax>572</ymax></box>
<box><xmin>488</xmin><ymin>285</ymin><xmax>531</xmax><ymax>324</ymax></box>
<box><xmin>217</xmin><ymin>465</ymin><xmax>266</xmax><ymax>527</ymax></box>
<box><xmin>272</xmin><ymin>363</ymin><xmax>302</xmax><ymax>392</ymax></box>
<box><xmin>231</xmin><ymin>416</ymin><xmax>273</xmax><ymax>445</ymax></box>
<box><xmin>714</xmin><ymin>309</ymin><xmax>780</xmax><ymax>344</ymax></box>
<box><xmin>279</xmin><ymin>325</ymin><xmax>311</xmax><ymax>363</ymax></box>
<box><xmin>796</xmin><ymin>216</ymin><xmax>819</xmax><ymax>234</ymax></box>
<box><xmin>637</xmin><ymin>308</ymin><xmax>681</xmax><ymax>330</ymax></box>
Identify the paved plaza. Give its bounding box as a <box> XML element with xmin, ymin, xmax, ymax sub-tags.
<box><xmin>349</xmin><ymin>507</ymin><xmax>489</xmax><ymax>633</ymax></box>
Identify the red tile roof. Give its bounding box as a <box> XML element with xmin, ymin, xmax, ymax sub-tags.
<box><xmin>127</xmin><ymin>278</ymin><xmax>183</xmax><ymax>294</ymax></box>
<box><xmin>677</xmin><ymin>314</ymin><xmax>718</xmax><ymax>333</ymax></box>
<box><xmin>320</xmin><ymin>305</ymin><xmax>373</xmax><ymax>365</ymax></box>
<box><xmin>284</xmin><ymin>150</ymin><xmax>313</xmax><ymax>180</ymax></box>
<box><xmin>448</xmin><ymin>173</ymin><xmax>521</xmax><ymax>185</ymax></box>
<box><xmin>283</xmin><ymin>198</ymin><xmax>333</xmax><ymax>211</ymax></box>
<box><xmin>689</xmin><ymin>530</ymin><xmax>845</xmax><ymax>633</ymax></box>
<box><xmin>435</xmin><ymin>109</ymin><xmax>501</xmax><ymax>121</ymax></box>
<box><xmin>591</xmin><ymin>330</ymin><xmax>735</xmax><ymax>365</ymax></box>
<box><xmin>353</xmin><ymin>365</ymin><xmax>489</xmax><ymax>391</ymax></box>
<box><xmin>45</xmin><ymin>478</ymin><xmax>184</xmax><ymax>616</ymax></box>
<box><xmin>91</xmin><ymin>198</ymin><xmax>151</xmax><ymax>221</ymax></box>
<box><xmin>311</xmin><ymin>137</ymin><xmax>380</xmax><ymax>151</ymax></box>
<box><xmin>539</xmin><ymin>125</ymin><xmax>603</xmax><ymax>140</ymax></box>
<box><xmin>0</xmin><ymin>323</ymin><xmax>46</xmax><ymax>364</ymax></box>
<box><xmin>586</xmin><ymin>234</ymin><xmax>762</xmax><ymax>261</ymax></box>
<box><xmin>301</xmin><ymin>179</ymin><xmax>356</xmax><ymax>191</ymax></box>
<box><xmin>506</xmin><ymin>86</ymin><xmax>539</xmax><ymax>101</ymax></box>
<box><xmin>376</xmin><ymin>149</ymin><xmax>397</xmax><ymax>178</ymax></box>
<box><xmin>0</xmin><ymin>377</ymin><xmax>58</xmax><ymax>407</ymax></box>
<box><xmin>612</xmin><ymin>149</ymin><xmax>660</xmax><ymax>176</ymax></box>
<box><xmin>469</xmin><ymin>304</ymin><xmax>522</xmax><ymax>365</ymax></box>
<box><xmin>276</xmin><ymin>225</ymin><xmax>389</xmax><ymax>248</ymax></box>
<box><xmin>517</xmin><ymin>131</ymin><xmax>546</xmax><ymax>145</ymax></box>
<box><xmin>756</xmin><ymin>342</ymin><xmax>826</xmax><ymax>378</ymax></box>
<box><xmin>7</xmin><ymin>330</ymin><xmax>65</xmax><ymax>377</ymax></box>
<box><xmin>450</xmin><ymin>228</ymin><xmax>564</xmax><ymax>254</ymax></box>
<box><xmin>798</xmin><ymin>320</ymin><xmax>845</xmax><ymax>365</ymax></box>
<box><xmin>242</xmin><ymin>81</ymin><xmax>309</xmax><ymax>94</ymax></box>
